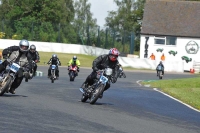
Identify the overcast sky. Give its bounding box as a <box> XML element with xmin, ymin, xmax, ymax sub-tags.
<box><xmin>88</xmin><ymin>0</ymin><xmax>118</xmax><ymax>27</ymax></box>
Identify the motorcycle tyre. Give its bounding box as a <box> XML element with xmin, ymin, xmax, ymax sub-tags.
<box><xmin>0</xmin><ymin>76</ymin><xmax>12</xmax><ymax>96</ymax></box>
<box><xmin>90</xmin><ymin>84</ymin><xmax>105</xmax><ymax>105</ymax></box>
<box><xmin>158</xmin><ymin>71</ymin><xmax>163</xmax><ymax>79</ymax></box>
<box><xmin>70</xmin><ymin>71</ymin><xmax>75</xmax><ymax>81</ymax></box>
<box><xmin>122</xmin><ymin>72</ymin><xmax>126</xmax><ymax>78</ymax></box>
<box><xmin>81</xmin><ymin>93</ymin><xmax>88</xmax><ymax>102</ymax></box>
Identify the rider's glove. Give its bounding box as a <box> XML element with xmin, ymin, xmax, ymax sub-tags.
<box><xmin>77</xmin><ymin>67</ymin><xmax>80</xmax><ymax>72</ymax></box>
<box><xmin>68</xmin><ymin>66</ymin><xmax>70</xmax><ymax>70</ymax></box>
<box><xmin>3</xmin><ymin>55</ymin><xmax>8</xmax><ymax>59</ymax></box>
<box><xmin>92</xmin><ymin>66</ymin><xmax>98</xmax><ymax>72</ymax></box>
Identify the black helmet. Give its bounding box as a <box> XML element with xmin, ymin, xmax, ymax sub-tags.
<box><xmin>52</xmin><ymin>54</ymin><xmax>57</xmax><ymax>58</ymax></box>
<box><xmin>30</xmin><ymin>44</ymin><xmax>36</xmax><ymax>53</ymax></box>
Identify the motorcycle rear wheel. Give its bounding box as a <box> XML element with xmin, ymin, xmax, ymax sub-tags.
<box><xmin>90</xmin><ymin>84</ymin><xmax>105</xmax><ymax>104</ymax></box>
<box><xmin>0</xmin><ymin>76</ymin><xmax>12</xmax><ymax>96</ymax></box>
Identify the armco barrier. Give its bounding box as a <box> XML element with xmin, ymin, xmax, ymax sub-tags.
<box><xmin>0</xmin><ymin>39</ymin><xmax>184</xmax><ymax>72</ymax></box>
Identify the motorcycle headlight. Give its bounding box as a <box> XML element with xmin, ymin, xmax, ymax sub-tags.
<box><xmin>105</xmin><ymin>68</ymin><xmax>112</xmax><ymax>75</ymax></box>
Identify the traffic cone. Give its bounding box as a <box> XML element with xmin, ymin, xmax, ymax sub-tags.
<box><xmin>190</xmin><ymin>68</ymin><xmax>195</xmax><ymax>73</ymax></box>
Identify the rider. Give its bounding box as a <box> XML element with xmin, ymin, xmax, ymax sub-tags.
<box><xmin>0</xmin><ymin>39</ymin><xmax>32</xmax><ymax>94</ymax></box>
<box><xmin>68</xmin><ymin>55</ymin><xmax>80</xmax><ymax>75</ymax></box>
<box><xmin>47</xmin><ymin>54</ymin><xmax>61</xmax><ymax>79</ymax></box>
<box><xmin>27</xmin><ymin>44</ymin><xmax>40</xmax><ymax>76</ymax></box>
<box><xmin>80</xmin><ymin>48</ymin><xmax>120</xmax><ymax>98</ymax></box>
<box><xmin>156</xmin><ymin>61</ymin><xmax>164</xmax><ymax>76</ymax></box>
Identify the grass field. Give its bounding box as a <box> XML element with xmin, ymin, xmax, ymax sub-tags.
<box><xmin>37</xmin><ymin>51</ymin><xmax>96</xmax><ymax>67</ymax></box>
<box><xmin>141</xmin><ymin>77</ymin><xmax>200</xmax><ymax>110</ymax></box>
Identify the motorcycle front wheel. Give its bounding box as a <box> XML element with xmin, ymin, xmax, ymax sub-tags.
<box><xmin>90</xmin><ymin>84</ymin><xmax>105</xmax><ymax>104</ymax></box>
<box><xmin>81</xmin><ymin>93</ymin><xmax>88</xmax><ymax>102</ymax></box>
<box><xmin>158</xmin><ymin>71</ymin><xmax>163</xmax><ymax>79</ymax></box>
<box><xmin>69</xmin><ymin>71</ymin><xmax>75</xmax><ymax>81</ymax></box>
<box><xmin>0</xmin><ymin>75</ymin><xmax>12</xmax><ymax>96</ymax></box>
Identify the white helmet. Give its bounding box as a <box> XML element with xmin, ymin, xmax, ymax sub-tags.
<box><xmin>19</xmin><ymin>39</ymin><xmax>29</xmax><ymax>53</ymax></box>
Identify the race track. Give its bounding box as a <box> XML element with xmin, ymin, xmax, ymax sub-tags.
<box><xmin>0</xmin><ymin>66</ymin><xmax>200</xmax><ymax>133</ymax></box>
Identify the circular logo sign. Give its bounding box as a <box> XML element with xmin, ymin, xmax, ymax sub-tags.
<box><xmin>185</xmin><ymin>41</ymin><xmax>199</xmax><ymax>54</ymax></box>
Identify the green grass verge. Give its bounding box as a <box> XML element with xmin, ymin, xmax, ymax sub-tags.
<box><xmin>37</xmin><ymin>51</ymin><xmax>96</xmax><ymax>67</ymax></box>
<box><xmin>141</xmin><ymin>77</ymin><xmax>200</xmax><ymax>110</ymax></box>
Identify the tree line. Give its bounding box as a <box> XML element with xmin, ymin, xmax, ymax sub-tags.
<box><xmin>0</xmin><ymin>0</ymin><xmax>145</xmax><ymax>53</ymax></box>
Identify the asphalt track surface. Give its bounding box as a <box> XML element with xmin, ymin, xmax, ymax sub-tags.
<box><xmin>0</xmin><ymin>66</ymin><xmax>200</xmax><ymax>133</ymax></box>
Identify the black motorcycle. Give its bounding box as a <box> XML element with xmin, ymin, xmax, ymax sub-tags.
<box><xmin>79</xmin><ymin>68</ymin><xmax>114</xmax><ymax>104</ymax></box>
<box><xmin>157</xmin><ymin>65</ymin><xmax>163</xmax><ymax>79</ymax></box>
<box><xmin>24</xmin><ymin>60</ymin><xmax>36</xmax><ymax>82</ymax></box>
<box><xmin>49</xmin><ymin>64</ymin><xmax>57</xmax><ymax>83</ymax></box>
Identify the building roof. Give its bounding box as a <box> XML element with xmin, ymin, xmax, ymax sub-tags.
<box><xmin>141</xmin><ymin>0</ymin><xmax>200</xmax><ymax>38</ymax></box>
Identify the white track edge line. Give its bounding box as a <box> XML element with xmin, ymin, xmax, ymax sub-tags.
<box><xmin>136</xmin><ymin>80</ymin><xmax>200</xmax><ymax>113</ymax></box>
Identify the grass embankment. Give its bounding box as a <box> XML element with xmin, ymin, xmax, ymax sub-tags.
<box><xmin>141</xmin><ymin>77</ymin><xmax>200</xmax><ymax>110</ymax></box>
<box><xmin>37</xmin><ymin>52</ymin><xmax>96</xmax><ymax>67</ymax></box>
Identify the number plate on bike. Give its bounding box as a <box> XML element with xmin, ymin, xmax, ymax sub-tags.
<box><xmin>100</xmin><ymin>75</ymin><xmax>108</xmax><ymax>84</ymax></box>
<box><xmin>10</xmin><ymin>63</ymin><xmax>20</xmax><ymax>73</ymax></box>
<box><xmin>51</xmin><ymin>65</ymin><xmax>56</xmax><ymax>69</ymax></box>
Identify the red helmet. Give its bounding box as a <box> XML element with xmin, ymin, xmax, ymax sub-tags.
<box><xmin>108</xmin><ymin>48</ymin><xmax>119</xmax><ymax>61</ymax></box>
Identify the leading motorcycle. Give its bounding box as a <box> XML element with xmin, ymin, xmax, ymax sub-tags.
<box><xmin>0</xmin><ymin>59</ymin><xmax>20</xmax><ymax>96</ymax></box>
<box><xmin>79</xmin><ymin>68</ymin><xmax>114</xmax><ymax>104</ymax></box>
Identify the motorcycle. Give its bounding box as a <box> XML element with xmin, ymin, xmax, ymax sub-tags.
<box><xmin>157</xmin><ymin>65</ymin><xmax>163</xmax><ymax>79</ymax></box>
<box><xmin>24</xmin><ymin>60</ymin><xmax>36</xmax><ymax>82</ymax></box>
<box><xmin>0</xmin><ymin>59</ymin><xmax>20</xmax><ymax>96</ymax></box>
<box><xmin>49</xmin><ymin>64</ymin><xmax>57</xmax><ymax>83</ymax></box>
<box><xmin>79</xmin><ymin>68</ymin><xmax>114</xmax><ymax>104</ymax></box>
<box><xmin>117</xmin><ymin>66</ymin><xmax>126</xmax><ymax>78</ymax></box>
<box><xmin>68</xmin><ymin>64</ymin><xmax>78</xmax><ymax>81</ymax></box>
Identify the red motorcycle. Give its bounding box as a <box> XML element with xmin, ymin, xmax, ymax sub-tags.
<box><xmin>68</xmin><ymin>64</ymin><xmax>78</xmax><ymax>81</ymax></box>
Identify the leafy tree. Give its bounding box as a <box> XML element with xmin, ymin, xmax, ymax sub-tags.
<box><xmin>73</xmin><ymin>0</ymin><xmax>97</xmax><ymax>45</ymax></box>
<box><xmin>105</xmin><ymin>0</ymin><xmax>145</xmax><ymax>52</ymax></box>
<box><xmin>0</xmin><ymin>0</ymin><xmax>75</xmax><ymax>42</ymax></box>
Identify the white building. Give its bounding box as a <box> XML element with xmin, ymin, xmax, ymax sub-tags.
<box><xmin>140</xmin><ymin>0</ymin><xmax>200</xmax><ymax>72</ymax></box>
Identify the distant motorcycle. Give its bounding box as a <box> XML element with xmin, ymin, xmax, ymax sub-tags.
<box><xmin>0</xmin><ymin>59</ymin><xmax>20</xmax><ymax>96</ymax></box>
<box><xmin>157</xmin><ymin>65</ymin><xmax>163</xmax><ymax>79</ymax></box>
<box><xmin>49</xmin><ymin>64</ymin><xmax>57</xmax><ymax>83</ymax></box>
<box><xmin>79</xmin><ymin>68</ymin><xmax>114</xmax><ymax>104</ymax></box>
<box><xmin>68</xmin><ymin>64</ymin><xmax>78</xmax><ymax>81</ymax></box>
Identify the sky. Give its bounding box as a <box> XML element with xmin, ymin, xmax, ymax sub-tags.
<box><xmin>88</xmin><ymin>0</ymin><xmax>118</xmax><ymax>27</ymax></box>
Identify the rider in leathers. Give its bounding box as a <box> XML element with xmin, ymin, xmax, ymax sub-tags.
<box><xmin>0</xmin><ymin>39</ymin><xmax>32</xmax><ymax>94</ymax></box>
<box><xmin>80</xmin><ymin>48</ymin><xmax>120</xmax><ymax>98</ymax></box>
<box><xmin>27</xmin><ymin>44</ymin><xmax>40</xmax><ymax>76</ymax></box>
<box><xmin>47</xmin><ymin>54</ymin><xmax>61</xmax><ymax>78</ymax></box>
